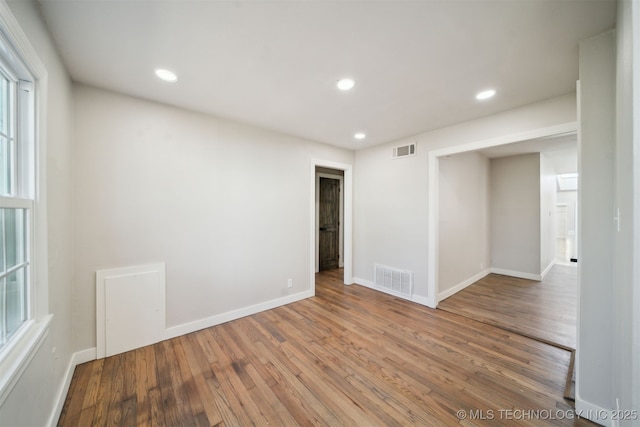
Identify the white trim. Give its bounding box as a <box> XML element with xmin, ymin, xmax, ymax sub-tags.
<box><xmin>0</xmin><ymin>196</ymin><xmax>32</xmax><ymax>208</ymax></box>
<box><xmin>0</xmin><ymin>3</ymin><xmax>46</xmax><ymax>78</ymax></box>
<box><xmin>1</xmin><ymin>0</ymin><xmax>49</xmax><ymax>322</ymax></box>
<box><xmin>490</xmin><ymin>268</ymin><xmax>542</xmax><ymax>281</ymax></box>
<box><xmin>0</xmin><ymin>2</ymin><xmax>53</xmax><ymax>416</ymax></box>
<box><xmin>72</xmin><ymin>347</ymin><xmax>96</xmax><ymax>365</ymax></box>
<box><xmin>353</xmin><ymin>277</ymin><xmax>430</xmax><ymax>306</ymax></box>
<box><xmin>427</xmin><ymin>151</ymin><xmax>439</xmax><ymax>308</ymax></box>
<box><xmin>310</xmin><ymin>159</ymin><xmax>354</xmax><ymax>290</ymax></box>
<box><xmin>438</xmin><ymin>269</ymin><xmax>491</xmax><ymax>301</ymax></box>
<box><xmin>412</xmin><ymin>294</ymin><xmax>431</xmax><ymax>306</ymax></box>
<box><xmin>47</xmin><ymin>347</ymin><xmax>96</xmax><ymax>427</ymax></box>
<box><xmin>575</xmin><ymin>397</ymin><xmax>612</xmax><ymax>427</ymax></box>
<box><xmin>540</xmin><ymin>260</ymin><xmax>555</xmax><ymax>279</ymax></box>
<box><xmin>95</xmin><ymin>263</ymin><xmax>166</xmax><ymax>359</ymax></box>
<box><xmin>427</xmin><ymin>121</ymin><xmax>578</xmax><ymax>308</ymax></box>
<box><xmin>164</xmin><ymin>290</ymin><xmax>313</xmax><ymax>340</ymax></box>
<box><xmin>429</xmin><ymin>122</ymin><xmax>578</xmax><ymax>159</ymax></box>
<box><xmin>631</xmin><ymin>0</ymin><xmax>640</xmax><ymax>414</ymax></box>
<box><xmin>0</xmin><ymin>313</ymin><xmax>51</xmax><ymax>407</ymax></box>
<box><xmin>315</xmin><ymin>172</ymin><xmax>344</xmax><ymax>272</ymax></box>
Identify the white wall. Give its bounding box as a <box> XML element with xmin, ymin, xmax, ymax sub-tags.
<box><xmin>0</xmin><ymin>1</ymin><xmax>74</xmax><ymax>425</ymax></box>
<box><xmin>354</xmin><ymin>93</ymin><xmax>576</xmax><ymax>302</ymax></box>
<box><xmin>540</xmin><ymin>153</ymin><xmax>557</xmax><ymax>273</ymax></box>
<box><xmin>438</xmin><ymin>151</ymin><xmax>490</xmax><ymax>294</ymax></box>
<box><xmin>490</xmin><ymin>153</ymin><xmax>541</xmax><ymax>276</ymax></box>
<box><xmin>614</xmin><ymin>0</ymin><xmax>640</xmax><ymax>421</ymax></box>
<box><xmin>576</xmin><ymin>30</ymin><xmax>615</xmax><ymax>417</ymax></box>
<box><xmin>73</xmin><ymin>85</ymin><xmax>354</xmax><ymax>351</ymax></box>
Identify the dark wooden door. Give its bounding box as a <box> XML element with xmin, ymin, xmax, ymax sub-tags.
<box><xmin>319</xmin><ymin>177</ymin><xmax>340</xmax><ymax>271</ymax></box>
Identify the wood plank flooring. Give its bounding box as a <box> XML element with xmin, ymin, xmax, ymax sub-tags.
<box><xmin>58</xmin><ymin>268</ymin><xmax>593</xmax><ymax>426</ymax></box>
<box><xmin>438</xmin><ymin>265</ymin><xmax>577</xmax><ymax>350</ymax></box>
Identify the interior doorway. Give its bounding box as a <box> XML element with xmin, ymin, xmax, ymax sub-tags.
<box><xmin>315</xmin><ymin>168</ymin><xmax>344</xmax><ymax>272</ymax></box>
<box><xmin>431</xmin><ymin>127</ymin><xmax>580</xmax><ymax>352</ymax></box>
<box><xmin>318</xmin><ymin>177</ymin><xmax>341</xmax><ymax>270</ymax></box>
<box><xmin>309</xmin><ymin>159</ymin><xmax>353</xmax><ymax>290</ymax></box>
<box><xmin>427</xmin><ymin>123</ymin><xmax>578</xmax><ymax>307</ymax></box>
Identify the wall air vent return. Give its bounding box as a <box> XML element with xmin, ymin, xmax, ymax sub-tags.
<box><xmin>392</xmin><ymin>143</ymin><xmax>416</xmax><ymax>159</ymax></box>
<box><xmin>374</xmin><ymin>264</ymin><xmax>413</xmax><ymax>298</ymax></box>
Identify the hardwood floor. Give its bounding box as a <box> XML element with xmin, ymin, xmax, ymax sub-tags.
<box><xmin>58</xmin><ymin>268</ymin><xmax>593</xmax><ymax>426</ymax></box>
<box><xmin>438</xmin><ymin>265</ymin><xmax>578</xmax><ymax>350</ymax></box>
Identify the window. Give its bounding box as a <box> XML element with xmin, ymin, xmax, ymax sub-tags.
<box><xmin>0</xmin><ymin>34</ymin><xmax>35</xmax><ymax>352</ymax></box>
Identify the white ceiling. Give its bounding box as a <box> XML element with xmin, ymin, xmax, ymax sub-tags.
<box><xmin>37</xmin><ymin>0</ymin><xmax>615</xmax><ymax>150</ymax></box>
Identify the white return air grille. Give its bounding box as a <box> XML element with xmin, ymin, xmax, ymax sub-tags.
<box><xmin>392</xmin><ymin>143</ymin><xmax>416</xmax><ymax>159</ymax></box>
<box><xmin>374</xmin><ymin>264</ymin><xmax>414</xmax><ymax>298</ymax></box>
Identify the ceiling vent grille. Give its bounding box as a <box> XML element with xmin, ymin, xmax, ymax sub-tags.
<box><xmin>392</xmin><ymin>143</ymin><xmax>416</xmax><ymax>159</ymax></box>
<box><xmin>374</xmin><ymin>264</ymin><xmax>413</xmax><ymax>298</ymax></box>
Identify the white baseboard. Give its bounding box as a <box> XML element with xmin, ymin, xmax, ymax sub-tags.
<box><xmin>47</xmin><ymin>347</ymin><xmax>97</xmax><ymax>427</ymax></box>
<box><xmin>353</xmin><ymin>277</ymin><xmax>373</xmax><ymax>287</ymax></box>
<box><xmin>411</xmin><ymin>295</ymin><xmax>431</xmax><ymax>306</ymax></box>
<box><xmin>575</xmin><ymin>397</ymin><xmax>610</xmax><ymax>427</ymax></box>
<box><xmin>48</xmin><ymin>289</ymin><xmax>314</xmax><ymax>425</ymax></box>
<box><xmin>164</xmin><ymin>290</ymin><xmax>314</xmax><ymax>340</ymax></box>
<box><xmin>438</xmin><ymin>269</ymin><xmax>491</xmax><ymax>302</ymax></box>
<box><xmin>73</xmin><ymin>347</ymin><xmax>97</xmax><ymax>365</ymax></box>
<box><xmin>353</xmin><ymin>277</ymin><xmax>431</xmax><ymax>307</ymax></box>
<box><xmin>540</xmin><ymin>261</ymin><xmax>555</xmax><ymax>279</ymax></box>
<box><xmin>490</xmin><ymin>267</ymin><xmax>542</xmax><ymax>281</ymax></box>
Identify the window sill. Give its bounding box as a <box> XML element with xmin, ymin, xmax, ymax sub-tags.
<box><xmin>0</xmin><ymin>314</ymin><xmax>53</xmax><ymax>406</ymax></box>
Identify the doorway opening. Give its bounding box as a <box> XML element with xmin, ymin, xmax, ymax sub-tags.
<box><xmin>427</xmin><ymin>122</ymin><xmax>578</xmax><ymax>308</ymax></box>
<box><xmin>316</xmin><ymin>170</ymin><xmax>343</xmax><ymax>271</ymax></box>
<box><xmin>309</xmin><ymin>159</ymin><xmax>353</xmax><ymax>291</ymax></box>
<box><xmin>431</xmin><ymin>124</ymin><xmax>579</xmax><ymax>351</ymax></box>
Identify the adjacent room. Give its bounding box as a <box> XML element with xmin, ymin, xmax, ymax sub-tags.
<box><xmin>0</xmin><ymin>1</ymin><xmax>637</xmax><ymax>426</ymax></box>
<box><xmin>436</xmin><ymin>136</ymin><xmax>580</xmax><ymax>349</ymax></box>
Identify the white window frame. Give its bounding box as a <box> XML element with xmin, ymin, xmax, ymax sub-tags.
<box><xmin>0</xmin><ymin>64</ymin><xmax>34</xmax><ymax>346</ymax></box>
<box><xmin>0</xmin><ymin>3</ymin><xmax>51</xmax><ymax>407</ymax></box>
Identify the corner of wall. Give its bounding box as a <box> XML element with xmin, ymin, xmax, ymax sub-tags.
<box><xmin>47</xmin><ymin>348</ymin><xmax>96</xmax><ymax>427</ymax></box>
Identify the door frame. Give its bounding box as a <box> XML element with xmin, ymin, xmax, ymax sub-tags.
<box><xmin>426</xmin><ymin>122</ymin><xmax>578</xmax><ymax>308</ymax></box>
<box><xmin>316</xmin><ymin>173</ymin><xmax>344</xmax><ymax>272</ymax></box>
<box><xmin>310</xmin><ymin>159</ymin><xmax>353</xmax><ymax>291</ymax></box>
<box><xmin>555</xmin><ymin>203</ymin><xmax>570</xmax><ymax>265</ymax></box>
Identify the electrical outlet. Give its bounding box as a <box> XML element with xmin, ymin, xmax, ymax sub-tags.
<box><xmin>287</xmin><ymin>279</ymin><xmax>293</xmax><ymax>288</ymax></box>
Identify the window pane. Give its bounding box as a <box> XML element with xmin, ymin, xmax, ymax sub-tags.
<box><xmin>4</xmin><ymin>208</ymin><xmax>25</xmax><ymax>268</ymax></box>
<box><xmin>4</xmin><ymin>268</ymin><xmax>26</xmax><ymax>338</ymax></box>
<box><xmin>0</xmin><ymin>37</ymin><xmax>34</xmax><ymax>352</ymax></box>
<box><xmin>0</xmin><ymin>135</ymin><xmax>10</xmax><ymax>196</ymax></box>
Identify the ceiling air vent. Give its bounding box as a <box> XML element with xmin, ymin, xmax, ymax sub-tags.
<box><xmin>392</xmin><ymin>143</ymin><xmax>416</xmax><ymax>159</ymax></box>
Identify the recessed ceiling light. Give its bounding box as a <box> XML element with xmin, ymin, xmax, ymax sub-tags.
<box><xmin>476</xmin><ymin>89</ymin><xmax>496</xmax><ymax>100</ymax></box>
<box><xmin>337</xmin><ymin>78</ymin><xmax>355</xmax><ymax>91</ymax></box>
<box><xmin>155</xmin><ymin>68</ymin><xmax>178</xmax><ymax>83</ymax></box>
<box><xmin>354</xmin><ymin>132</ymin><xmax>366</xmax><ymax>140</ymax></box>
